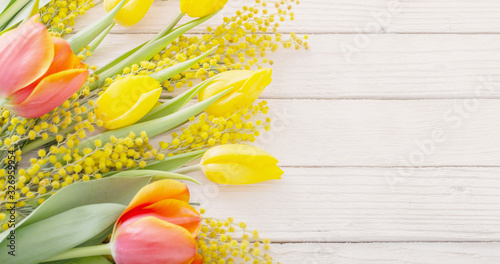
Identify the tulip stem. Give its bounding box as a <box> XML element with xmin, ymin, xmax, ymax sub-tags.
<box><xmin>43</xmin><ymin>244</ymin><xmax>112</xmax><ymax>262</ymax></box>
<box><xmin>171</xmin><ymin>164</ymin><xmax>202</xmax><ymax>174</ymax></box>
<box><xmin>149</xmin><ymin>11</ymin><xmax>185</xmax><ymax>44</ymax></box>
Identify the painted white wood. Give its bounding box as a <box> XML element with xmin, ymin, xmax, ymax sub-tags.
<box><xmin>187</xmin><ymin>167</ymin><xmax>500</xmax><ymax>242</ymax></box>
<box><xmin>76</xmin><ymin>0</ymin><xmax>500</xmax><ymax>261</ymax></box>
<box><xmin>149</xmin><ymin>99</ymin><xmax>500</xmax><ymax>167</ymax></box>
<box><xmin>87</xmin><ymin>33</ymin><xmax>500</xmax><ymax>99</ymax></box>
<box><xmin>77</xmin><ymin>0</ymin><xmax>500</xmax><ymax>34</ymax></box>
<box><xmin>269</xmin><ymin>242</ymin><xmax>500</xmax><ymax>263</ymax></box>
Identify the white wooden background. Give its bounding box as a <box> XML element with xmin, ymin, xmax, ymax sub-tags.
<box><xmin>77</xmin><ymin>1</ymin><xmax>500</xmax><ymax>263</ymax></box>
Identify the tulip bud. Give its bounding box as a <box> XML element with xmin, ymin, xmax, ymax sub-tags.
<box><xmin>0</xmin><ymin>17</ymin><xmax>88</xmax><ymax>118</ymax></box>
<box><xmin>198</xmin><ymin>68</ymin><xmax>272</xmax><ymax>117</ymax></box>
<box><xmin>180</xmin><ymin>0</ymin><xmax>229</xmax><ymax>18</ymax></box>
<box><xmin>200</xmin><ymin>144</ymin><xmax>283</xmax><ymax>184</ymax></box>
<box><xmin>104</xmin><ymin>0</ymin><xmax>154</xmax><ymax>27</ymax></box>
<box><xmin>111</xmin><ymin>180</ymin><xmax>202</xmax><ymax>264</ymax></box>
<box><xmin>95</xmin><ymin>75</ymin><xmax>162</xmax><ymax>130</ymax></box>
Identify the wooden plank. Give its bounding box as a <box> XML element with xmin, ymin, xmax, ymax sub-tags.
<box><xmin>86</xmin><ymin>34</ymin><xmax>500</xmax><ymax>99</ymax></box>
<box><xmin>269</xmin><ymin>242</ymin><xmax>500</xmax><ymax>263</ymax></box>
<box><xmin>150</xmin><ymin>99</ymin><xmax>500</xmax><ymax>167</ymax></box>
<box><xmin>187</xmin><ymin>167</ymin><xmax>500</xmax><ymax>242</ymax></box>
<box><xmin>75</xmin><ymin>0</ymin><xmax>500</xmax><ymax>34</ymax></box>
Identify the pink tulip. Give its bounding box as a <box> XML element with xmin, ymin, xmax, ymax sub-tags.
<box><xmin>0</xmin><ymin>16</ymin><xmax>88</xmax><ymax>118</ymax></box>
<box><xmin>110</xmin><ymin>180</ymin><xmax>203</xmax><ymax>264</ymax></box>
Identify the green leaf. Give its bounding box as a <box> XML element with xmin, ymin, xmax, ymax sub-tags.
<box><xmin>44</xmin><ymin>256</ymin><xmax>113</xmax><ymax>264</ymax></box>
<box><xmin>150</xmin><ymin>46</ymin><xmax>217</xmax><ymax>83</ymax></box>
<box><xmin>77</xmin><ymin>87</ymin><xmax>232</xmax><ymax>151</ymax></box>
<box><xmin>0</xmin><ymin>0</ymin><xmax>30</xmax><ymax>30</ymax></box>
<box><xmin>84</xmin><ymin>23</ymin><xmax>115</xmax><ymax>54</ymax></box>
<box><xmin>0</xmin><ymin>177</ymin><xmax>151</xmax><ymax>242</ymax></box>
<box><xmin>95</xmin><ymin>12</ymin><xmax>218</xmax><ymax>88</ymax></box>
<box><xmin>67</xmin><ymin>257</ymin><xmax>113</xmax><ymax>264</ymax></box>
<box><xmin>68</xmin><ymin>0</ymin><xmax>127</xmax><ymax>53</ymax></box>
<box><xmin>94</xmin><ymin>12</ymin><xmax>184</xmax><ymax>75</ymax></box>
<box><xmin>0</xmin><ymin>0</ymin><xmax>16</xmax><ymax>15</ymax></box>
<box><xmin>5</xmin><ymin>0</ymin><xmax>43</xmax><ymax>29</ymax></box>
<box><xmin>140</xmin><ymin>76</ymin><xmax>213</xmax><ymax>123</ymax></box>
<box><xmin>0</xmin><ymin>203</ymin><xmax>125</xmax><ymax>264</ymax></box>
<box><xmin>112</xmin><ymin>170</ymin><xmax>201</xmax><ymax>184</ymax></box>
<box><xmin>143</xmin><ymin>149</ymin><xmax>206</xmax><ymax>171</ymax></box>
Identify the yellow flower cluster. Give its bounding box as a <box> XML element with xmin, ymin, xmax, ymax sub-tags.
<box><xmin>0</xmin><ymin>131</ymin><xmax>168</xmax><ymax>229</ymax></box>
<box><xmin>39</xmin><ymin>0</ymin><xmax>95</xmax><ymax>36</ymax></box>
<box><xmin>160</xmin><ymin>101</ymin><xmax>271</xmax><ymax>155</ymax></box>
<box><xmin>109</xmin><ymin>0</ymin><xmax>307</xmax><ymax>92</ymax></box>
<box><xmin>0</xmin><ymin>85</ymin><xmax>99</xmax><ymax>153</ymax></box>
<box><xmin>0</xmin><ymin>0</ymin><xmax>300</xmax><ymax>225</ymax></box>
<box><xmin>198</xmin><ymin>209</ymin><xmax>277</xmax><ymax>264</ymax></box>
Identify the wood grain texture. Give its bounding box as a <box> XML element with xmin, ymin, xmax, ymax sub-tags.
<box><xmin>78</xmin><ymin>0</ymin><xmax>500</xmax><ymax>261</ymax></box>
<box><xmin>152</xmin><ymin>99</ymin><xmax>500</xmax><ymax>167</ymax></box>
<box><xmin>87</xmin><ymin>33</ymin><xmax>500</xmax><ymax>99</ymax></box>
<box><xmin>77</xmin><ymin>0</ymin><xmax>500</xmax><ymax>34</ymax></box>
<box><xmin>269</xmin><ymin>242</ymin><xmax>500</xmax><ymax>263</ymax></box>
<box><xmin>187</xmin><ymin>167</ymin><xmax>500</xmax><ymax>242</ymax></box>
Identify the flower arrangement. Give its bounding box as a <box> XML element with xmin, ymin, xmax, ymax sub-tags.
<box><xmin>0</xmin><ymin>0</ymin><xmax>307</xmax><ymax>263</ymax></box>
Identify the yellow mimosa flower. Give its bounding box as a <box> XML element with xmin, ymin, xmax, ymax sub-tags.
<box><xmin>104</xmin><ymin>0</ymin><xmax>154</xmax><ymax>27</ymax></box>
<box><xmin>200</xmin><ymin>144</ymin><xmax>283</xmax><ymax>185</ymax></box>
<box><xmin>198</xmin><ymin>69</ymin><xmax>272</xmax><ymax>117</ymax></box>
<box><xmin>95</xmin><ymin>76</ymin><xmax>162</xmax><ymax>130</ymax></box>
<box><xmin>180</xmin><ymin>0</ymin><xmax>229</xmax><ymax>18</ymax></box>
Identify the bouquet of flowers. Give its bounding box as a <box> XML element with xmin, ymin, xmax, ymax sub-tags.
<box><xmin>0</xmin><ymin>0</ymin><xmax>307</xmax><ymax>263</ymax></box>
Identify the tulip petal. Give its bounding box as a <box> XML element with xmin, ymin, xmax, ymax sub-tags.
<box><xmin>209</xmin><ymin>69</ymin><xmax>271</xmax><ymax>116</ymax></box>
<box><xmin>47</xmin><ymin>37</ymin><xmax>86</xmax><ymax>75</ymax></box>
<box><xmin>191</xmin><ymin>254</ymin><xmax>204</xmax><ymax>264</ymax></box>
<box><xmin>105</xmin><ymin>0</ymin><xmax>154</xmax><ymax>27</ymax></box>
<box><xmin>103</xmin><ymin>87</ymin><xmax>162</xmax><ymax>130</ymax></box>
<box><xmin>7</xmin><ymin>69</ymin><xmax>88</xmax><ymax>118</ymax></box>
<box><xmin>112</xmin><ymin>216</ymin><xmax>197</xmax><ymax>264</ymax></box>
<box><xmin>202</xmin><ymin>144</ymin><xmax>279</xmax><ymax>166</ymax></box>
<box><xmin>0</xmin><ymin>16</ymin><xmax>54</xmax><ymax>97</ymax></box>
<box><xmin>181</xmin><ymin>0</ymin><xmax>229</xmax><ymax>18</ymax></box>
<box><xmin>199</xmin><ymin>69</ymin><xmax>272</xmax><ymax>117</ymax></box>
<box><xmin>202</xmin><ymin>163</ymin><xmax>283</xmax><ymax>185</ymax></box>
<box><xmin>13</xmin><ymin>37</ymin><xmax>85</xmax><ymax>103</ymax></box>
<box><xmin>121</xmin><ymin>180</ymin><xmax>190</xmax><ymax>219</ymax></box>
<box><xmin>118</xmin><ymin>199</ymin><xmax>201</xmax><ymax>236</ymax></box>
<box><xmin>95</xmin><ymin>75</ymin><xmax>161</xmax><ymax>130</ymax></box>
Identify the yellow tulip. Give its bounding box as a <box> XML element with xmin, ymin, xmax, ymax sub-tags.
<box><xmin>104</xmin><ymin>0</ymin><xmax>154</xmax><ymax>27</ymax></box>
<box><xmin>198</xmin><ymin>68</ymin><xmax>272</xmax><ymax>117</ymax></box>
<box><xmin>180</xmin><ymin>0</ymin><xmax>229</xmax><ymax>18</ymax></box>
<box><xmin>95</xmin><ymin>75</ymin><xmax>162</xmax><ymax>130</ymax></box>
<box><xmin>200</xmin><ymin>144</ymin><xmax>283</xmax><ymax>185</ymax></box>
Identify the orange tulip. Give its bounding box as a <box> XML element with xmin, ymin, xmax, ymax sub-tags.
<box><xmin>0</xmin><ymin>17</ymin><xmax>88</xmax><ymax>118</ymax></box>
<box><xmin>110</xmin><ymin>180</ymin><xmax>203</xmax><ymax>264</ymax></box>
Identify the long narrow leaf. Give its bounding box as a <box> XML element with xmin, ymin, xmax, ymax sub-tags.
<box><xmin>68</xmin><ymin>0</ymin><xmax>126</xmax><ymax>53</ymax></box>
<box><xmin>95</xmin><ymin>12</ymin><xmax>217</xmax><ymax>88</ymax></box>
<box><xmin>0</xmin><ymin>0</ymin><xmax>30</xmax><ymax>30</ymax></box>
<box><xmin>140</xmin><ymin>79</ymin><xmax>213</xmax><ymax>122</ymax></box>
<box><xmin>6</xmin><ymin>0</ymin><xmax>43</xmax><ymax>28</ymax></box>
<box><xmin>0</xmin><ymin>177</ymin><xmax>151</xmax><ymax>243</ymax></box>
<box><xmin>143</xmin><ymin>149</ymin><xmax>207</xmax><ymax>171</ymax></box>
<box><xmin>78</xmin><ymin>87</ymin><xmax>232</xmax><ymax>150</ymax></box>
<box><xmin>0</xmin><ymin>204</ymin><xmax>125</xmax><ymax>264</ymax></box>
<box><xmin>0</xmin><ymin>0</ymin><xmax>16</xmax><ymax>15</ymax></box>
<box><xmin>112</xmin><ymin>170</ymin><xmax>201</xmax><ymax>184</ymax></box>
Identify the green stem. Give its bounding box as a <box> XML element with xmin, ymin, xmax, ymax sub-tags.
<box><xmin>171</xmin><ymin>164</ymin><xmax>202</xmax><ymax>174</ymax></box>
<box><xmin>22</xmin><ymin>123</ymin><xmax>77</xmax><ymax>153</ymax></box>
<box><xmin>43</xmin><ymin>244</ymin><xmax>111</xmax><ymax>262</ymax></box>
<box><xmin>149</xmin><ymin>11</ymin><xmax>184</xmax><ymax>44</ymax></box>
